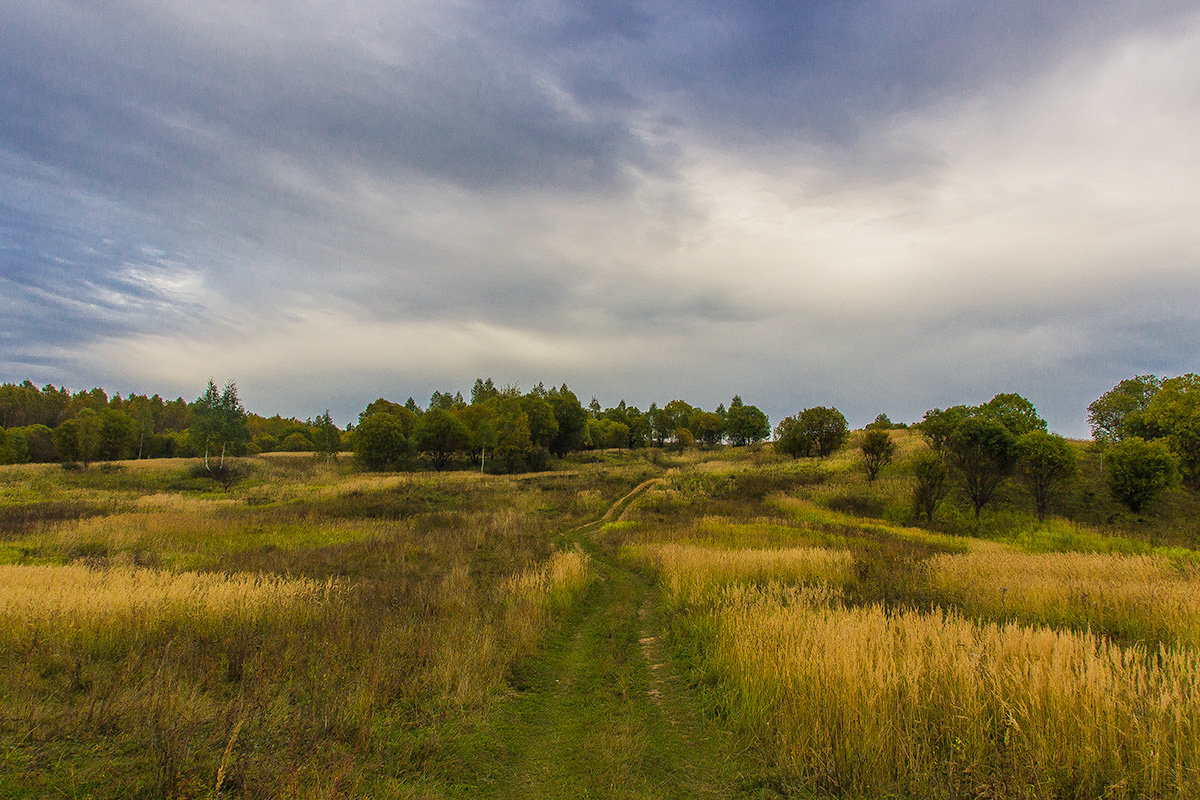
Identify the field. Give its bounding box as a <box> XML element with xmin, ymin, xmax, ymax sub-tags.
<box><xmin>1</xmin><ymin>434</ymin><xmax>1198</xmax><ymax>798</ymax></box>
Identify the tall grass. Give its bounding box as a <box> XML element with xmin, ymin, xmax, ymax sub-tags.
<box><xmin>683</xmin><ymin>584</ymin><xmax>1200</xmax><ymax>799</ymax></box>
<box><xmin>0</xmin><ymin>564</ymin><xmax>337</xmax><ymax>652</ymax></box>
<box><xmin>626</xmin><ymin>543</ymin><xmax>855</xmax><ymax>609</ymax></box>
<box><xmin>925</xmin><ymin>550</ymin><xmax>1200</xmax><ymax>647</ymax></box>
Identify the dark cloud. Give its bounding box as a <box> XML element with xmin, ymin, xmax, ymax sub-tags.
<box><xmin>3</xmin><ymin>1</ymin><xmax>1199</xmax><ymax>433</ymax></box>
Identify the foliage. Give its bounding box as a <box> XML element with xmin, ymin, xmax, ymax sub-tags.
<box><xmin>859</xmin><ymin>429</ymin><xmax>897</xmax><ymax>482</ymax></box>
<box><xmin>547</xmin><ymin>385</ymin><xmax>588</xmax><ymax>456</ymax></box>
<box><xmin>724</xmin><ymin>397</ymin><xmax>770</xmax><ymax>446</ymax></box>
<box><xmin>352</xmin><ymin>411</ymin><xmax>408</xmax><ymax>470</ymax></box>
<box><xmin>910</xmin><ymin>450</ymin><xmax>948</xmax><ymax>525</ymax></box>
<box><xmin>946</xmin><ymin>417</ymin><xmax>1017</xmax><ymax>519</ymax></box>
<box><xmin>414</xmin><ymin>407</ymin><xmax>472</xmax><ymax>470</ymax></box>
<box><xmin>312</xmin><ymin>410</ymin><xmax>342</xmax><ymax>459</ymax></box>
<box><xmin>687</xmin><ymin>410</ymin><xmax>725</xmax><ymax>447</ymax></box>
<box><xmin>775</xmin><ymin>407</ymin><xmax>848</xmax><ymax>459</ymax></box>
<box><xmin>188</xmin><ymin>380</ymin><xmax>249</xmax><ymax>471</ymax></box>
<box><xmin>1087</xmin><ymin>374</ymin><xmax>1162</xmax><ymax>444</ymax></box>
<box><xmin>54</xmin><ymin>408</ymin><xmax>102</xmax><ymax>467</ymax></box>
<box><xmin>1141</xmin><ymin>373</ymin><xmax>1200</xmax><ymax>488</ymax></box>
<box><xmin>1016</xmin><ymin>431</ymin><xmax>1076</xmax><ymax>522</ymax></box>
<box><xmin>977</xmin><ymin>392</ymin><xmax>1047</xmax><ymax>437</ymax></box>
<box><xmin>1105</xmin><ymin>436</ymin><xmax>1178</xmax><ymax>513</ymax></box>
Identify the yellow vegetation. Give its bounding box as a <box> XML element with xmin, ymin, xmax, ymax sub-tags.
<box><xmin>627</xmin><ymin>543</ymin><xmax>854</xmax><ymax>608</ymax></box>
<box><xmin>0</xmin><ymin>563</ymin><xmax>337</xmax><ymax>652</ymax></box>
<box><xmin>925</xmin><ymin>549</ymin><xmax>1200</xmax><ymax>646</ymax></box>
<box><xmin>688</xmin><ymin>584</ymin><xmax>1200</xmax><ymax>799</ymax></box>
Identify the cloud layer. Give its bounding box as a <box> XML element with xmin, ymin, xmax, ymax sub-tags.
<box><xmin>4</xmin><ymin>1</ymin><xmax>1199</xmax><ymax>433</ymax></box>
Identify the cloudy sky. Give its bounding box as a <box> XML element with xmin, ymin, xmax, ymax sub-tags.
<box><xmin>3</xmin><ymin>1</ymin><xmax>1199</xmax><ymax>434</ymax></box>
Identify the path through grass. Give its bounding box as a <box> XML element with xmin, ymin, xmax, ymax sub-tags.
<box><xmin>420</xmin><ymin>481</ymin><xmax>782</xmax><ymax>799</ymax></box>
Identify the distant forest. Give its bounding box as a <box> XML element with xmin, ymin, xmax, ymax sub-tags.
<box><xmin>3</xmin><ymin>375</ymin><xmax>1198</xmax><ymax>513</ymax></box>
<box><xmin>0</xmin><ymin>377</ymin><xmax>774</xmax><ymax>472</ymax></box>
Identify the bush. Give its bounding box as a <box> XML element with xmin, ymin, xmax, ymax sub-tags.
<box><xmin>1105</xmin><ymin>437</ymin><xmax>1178</xmax><ymax>513</ymax></box>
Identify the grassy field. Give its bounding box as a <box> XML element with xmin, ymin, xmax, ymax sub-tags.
<box><xmin>1</xmin><ymin>433</ymin><xmax>1198</xmax><ymax>798</ymax></box>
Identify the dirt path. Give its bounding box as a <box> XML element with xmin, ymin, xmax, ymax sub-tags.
<box><xmin>434</xmin><ymin>480</ymin><xmax>780</xmax><ymax>799</ymax></box>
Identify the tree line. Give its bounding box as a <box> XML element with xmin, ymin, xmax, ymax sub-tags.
<box><xmin>350</xmin><ymin>378</ymin><xmax>772</xmax><ymax>473</ymax></box>
<box><xmin>0</xmin><ymin>380</ymin><xmax>340</xmax><ymax>467</ymax></box>
<box><xmin>4</xmin><ymin>372</ymin><xmax>1199</xmax><ymax>517</ymax></box>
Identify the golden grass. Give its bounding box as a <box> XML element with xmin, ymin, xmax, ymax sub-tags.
<box><xmin>688</xmin><ymin>585</ymin><xmax>1200</xmax><ymax>799</ymax></box>
<box><xmin>925</xmin><ymin>549</ymin><xmax>1200</xmax><ymax>647</ymax></box>
<box><xmin>0</xmin><ymin>563</ymin><xmax>338</xmax><ymax>652</ymax></box>
<box><xmin>502</xmin><ymin>548</ymin><xmax>593</xmax><ymax>653</ymax></box>
<box><xmin>626</xmin><ymin>542</ymin><xmax>855</xmax><ymax>609</ymax></box>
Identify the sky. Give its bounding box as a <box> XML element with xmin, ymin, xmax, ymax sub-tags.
<box><xmin>3</xmin><ymin>1</ymin><xmax>1199</xmax><ymax>435</ymax></box>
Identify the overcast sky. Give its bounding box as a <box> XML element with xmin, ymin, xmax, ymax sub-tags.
<box><xmin>3</xmin><ymin>1</ymin><xmax>1199</xmax><ymax>434</ymax></box>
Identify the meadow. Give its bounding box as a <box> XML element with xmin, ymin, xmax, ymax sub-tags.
<box><xmin>1</xmin><ymin>432</ymin><xmax>1198</xmax><ymax>798</ymax></box>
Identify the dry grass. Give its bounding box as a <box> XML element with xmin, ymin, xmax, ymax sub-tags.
<box><xmin>685</xmin><ymin>584</ymin><xmax>1200</xmax><ymax>799</ymax></box>
<box><xmin>0</xmin><ymin>563</ymin><xmax>337</xmax><ymax>652</ymax></box>
<box><xmin>626</xmin><ymin>542</ymin><xmax>855</xmax><ymax>609</ymax></box>
<box><xmin>925</xmin><ymin>549</ymin><xmax>1200</xmax><ymax>647</ymax></box>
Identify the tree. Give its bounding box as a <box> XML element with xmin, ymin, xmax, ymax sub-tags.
<box><xmin>1141</xmin><ymin>374</ymin><xmax>1200</xmax><ymax>489</ymax></box>
<box><xmin>774</xmin><ymin>416</ymin><xmax>809</xmax><ymax>459</ymax></box>
<box><xmin>725</xmin><ymin>399</ymin><xmax>770</xmax><ymax>446</ymax></box>
<box><xmin>978</xmin><ymin>393</ymin><xmax>1047</xmax><ymax>438</ymax></box>
<box><xmin>189</xmin><ymin>380</ymin><xmax>249</xmax><ymax>472</ymax></box>
<box><xmin>859</xmin><ymin>429</ymin><xmax>896</xmax><ymax>482</ymax></box>
<box><xmin>54</xmin><ymin>409</ymin><xmax>102</xmax><ymax>467</ymax></box>
<box><xmin>1016</xmin><ymin>431</ymin><xmax>1076</xmax><ymax>522</ymax></box>
<box><xmin>800</xmin><ymin>406</ymin><xmax>848</xmax><ymax>457</ymax></box>
<box><xmin>313</xmin><ymin>410</ymin><xmax>341</xmax><ymax>461</ymax></box>
<box><xmin>919</xmin><ymin>406</ymin><xmax>973</xmax><ymax>454</ymax></box>
<box><xmin>1105</xmin><ymin>437</ymin><xmax>1177</xmax><ymax>513</ymax></box>
<box><xmin>865</xmin><ymin>413</ymin><xmax>894</xmax><ymax>431</ymax></box>
<box><xmin>494</xmin><ymin>401</ymin><xmax>532</xmax><ymax>472</ymax></box>
<box><xmin>688</xmin><ymin>411</ymin><xmax>725</xmax><ymax>448</ymax></box>
<box><xmin>546</xmin><ymin>385</ymin><xmax>587</xmax><ymax>456</ymax></box>
<box><xmin>911</xmin><ymin>450</ymin><xmax>948</xmax><ymax>525</ymax></box>
<box><xmin>414</xmin><ymin>407</ymin><xmax>471</xmax><ymax>470</ymax></box>
<box><xmin>946</xmin><ymin>417</ymin><xmax>1017</xmax><ymax>519</ymax></box>
<box><xmin>522</xmin><ymin>394</ymin><xmax>559</xmax><ymax>450</ymax></box>
<box><xmin>96</xmin><ymin>408</ymin><xmax>137</xmax><ymax>461</ymax></box>
<box><xmin>353</xmin><ymin>412</ymin><xmax>408</xmax><ymax>470</ymax></box>
<box><xmin>1088</xmin><ymin>375</ymin><xmax>1162</xmax><ymax>445</ymax></box>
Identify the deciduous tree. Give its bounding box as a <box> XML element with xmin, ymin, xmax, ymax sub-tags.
<box><xmin>1016</xmin><ymin>431</ymin><xmax>1076</xmax><ymax>522</ymax></box>
<box><xmin>860</xmin><ymin>428</ymin><xmax>896</xmax><ymax>482</ymax></box>
<box><xmin>1105</xmin><ymin>437</ymin><xmax>1177</xmax><ymax>513</ymax></box>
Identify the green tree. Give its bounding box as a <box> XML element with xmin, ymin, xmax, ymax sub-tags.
<box><xmin>919</xmin><ymin>405</ymin><xmax>974</xmax><ymax>454</ymax></box>
<box><xmin>94</xmin><ymin>408</ymin><xmax>136</xmax><ymax>461</ymax></box>
<box><xmin>947</xmin><ymin>417</ymin><xmax>1017</xmax><ymax>519</ymax></box>
<box><xmin>1105</xmin><ymin>437</ymin><xmax>1177</xmax><ymax>513</ymax></box>
<box><xmin>1087</xmin><ymin>375</ymin><xmax>1162</xmax><ymax>444</ymax></box>
<box><xmin>312</xmin><ymin>410</ymin><xmax>341</xmax><ymax>461</ymax></box>
<box><xmin>725</xmin><ymin>398</ymin><xmax>770</xmax><ymax>446</ymax></box>
<box><xmin>353</xmin><ymin>412</ymin><xmax>408</xmax><ymax>470</ymax></box>
<box><xmin>189</xmin><ymin>380</ymin><xmax>250</xmax><ymax>472</ymax></box>
<box><xmin>800</xmin><ymin>406</ymin><xmax>849</xmax><ymax>457</ymax></box>
<box><xmin>1016</xmin><ymin>431</ymin><xmax>1076</xmax><ymax>522</ymax></box>
<box><xmin>859</xmin><ymin>428</ymin><xmax>896</xmax><ymax>482</ymax></box>
<box><xmin>494</xmin><ymin>401</ymin><xmax>532</xmax><ymax>472</ymax></box>
<box><xmin>415</xmin><ymin>407</ymin><xmax>471</xmax><ymax>470</ymax></box>
<box><xmin>978</xmin><ymin>392</ymin><xmax>1047</xmax><ymax>438</ymax></box>
<box><xmin>865</xmin><ymin>413</ymin><xmax>894</xmax><ymax>431</ymax></box>
<box><xmin>1141</xmin><ymin>374</ymin><xmax>1200</xmax><ymax>488</ymax></box>
<box><xmin>547</xmin><ymin>385</ymin><xmax>587</xmax><ymax>456</ymax></box>
<box><xmin>774</xmin><ymin>416</ymin><xmax>809</xmax><ymax>459</ymax></box>
<box><xmin>54</xmin><ymin>408</ymin><xmax>102</xmax><ymax>467</ymax></box>
<box><xmin>911</xmin><ymin>450</ymin><xmax>948</xmax><ymax>525</ymax></box>
<box><xmin>687</xmin><ymin>411</ymin><xmax>725</xmax><ymax>448</ymax></box>
<box><xmin>522</xmin><ymin>394</ymin><xmax>559</xmax><ymax>450</ymax></box>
